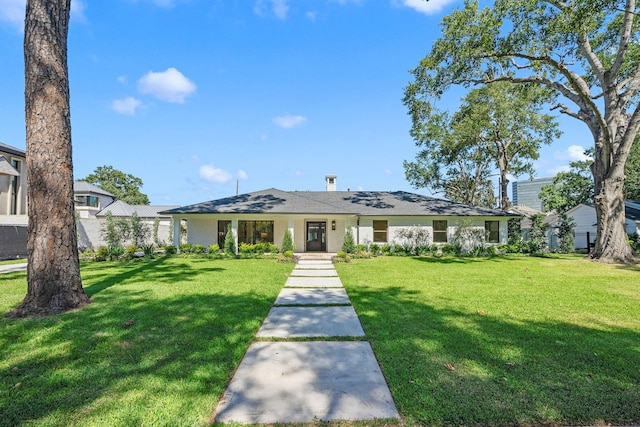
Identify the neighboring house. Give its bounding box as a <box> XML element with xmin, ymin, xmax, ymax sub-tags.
<box><xmin>508</xmin><ymin>205</ymin><xmax>560</xmax><ymax>251</ymax></box>
<box><xmin>94</xmin><ymin>200</ymin><xmax>178</xmax><ymax>247</ymax></box>
<box><xmin>567</xmin><ymin>201</ymin><xmax>640</xmax><ymax>251</ymax></box>
<box><xmin>0</xmin><ymin>142</ymin><xmax>27</xmax><ymax>260</ymax></box>
<box><xmin>162</xmin><ymin>175</ymin><xmax>517</xmax><ymax>253</ymax></box>
<box><xmin>74</xmin><ymin>181</ymin><xmax>117</xmax><ymax>219</ymax></box>
<box><xmin>74</xmin><ymin>181</ymin><xmax>178</xmax><ymax>249</ymax></box>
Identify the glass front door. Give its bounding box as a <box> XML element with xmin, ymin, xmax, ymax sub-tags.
<box><xmin>306</xmin><ymin>222</ymin><xmax>326</xmax><ymax>252</ymax></box>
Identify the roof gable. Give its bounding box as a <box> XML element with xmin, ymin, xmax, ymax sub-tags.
<box><xmin>74</xmin><ymin>181</ymin><xmax>116</xmax><ymax>197</ymax></box>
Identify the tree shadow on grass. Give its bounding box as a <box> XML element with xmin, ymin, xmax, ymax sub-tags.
<box><xmin>347</xmin><ymin>285</ymin><xmax>640</xmax><ymax>426</ymax></box>
<box><xmin>82</xmin><ymin>257</ymin><xmax>226</xmax><ymax>296</ymax></box>
<box><xmin>0</xmin><ymin>261</ymin><xmax>278</xmax><ymax>426</ymax></box>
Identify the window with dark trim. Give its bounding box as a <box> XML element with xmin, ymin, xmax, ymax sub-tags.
<box><xmin>74</xmin><ymin>195</ymin><xmax>99</xmax><ymax>208</ymax></box>
<box><xmin>485</xmin><ymin>220</ymin><xmax>500</xmax><ymax>243</ymax></box>
<box><xmin>238</xmin><ymin>220</ymin><xmax>274</xmax><ymax>244</ymax></box>
<box><xmin>373</xmin><ymin>220</ymin><xmax>388</xmax><ymax>242</ymax></box>
<box><xmin>433</xmin><ymin>220</ymin><xmax>448</xmax><ymax>243</ymax></box>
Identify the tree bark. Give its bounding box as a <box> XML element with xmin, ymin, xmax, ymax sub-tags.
<box><xmin>590</xmin><ymin>136</ymin><xmax>636</xmax><ymax>263</ymax></box>
<box><xmin>9</xmin><ymin>0</ymin><xmax>90</xmax><ymax>317</ymax></box>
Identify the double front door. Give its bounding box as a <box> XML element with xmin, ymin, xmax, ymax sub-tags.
<box><xmin>306</xmin><ymin>222</ymin><xmax>326</xmax><ymax>252</ymax></box>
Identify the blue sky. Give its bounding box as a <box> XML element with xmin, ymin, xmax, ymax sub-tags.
<box><xmin>0</xmin><ymin>0</ymin><xmax>592</xmax><ymax>206</ymax></box>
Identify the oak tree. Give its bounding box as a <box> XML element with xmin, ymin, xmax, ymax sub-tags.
<box><xmin>406</xmin><ymin>0</ymin><xmax>640</xmax><ymax>263</ymax></box>
<box><xmin>405</xmin><ymin>82</ymin><xmax>560</xmax><ymax>210</ymax></box>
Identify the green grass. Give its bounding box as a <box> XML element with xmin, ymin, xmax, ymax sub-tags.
<box><xmin>336</xmin><ymin>255</ymin><xmax>640</xmax><ymax>426</ymax></box>
<box><xmin>0</xmin><ymin>257</ymin><xmax>293</xmax><ymax>427</ymax></box>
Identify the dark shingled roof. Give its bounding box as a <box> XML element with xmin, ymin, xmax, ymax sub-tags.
<box><xmin>161</xmin><ymin>189</ymin><xmax>516</xmax><ymax>217</ymax></box>
<box><xmin>0</xmin><ymin>142</ymin><xmax>25</xmax><ymax>157</ymax></box>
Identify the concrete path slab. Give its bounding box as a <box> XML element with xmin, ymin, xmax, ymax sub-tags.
<box><xmin>293</xmin><ymin>263</ymin><xmax>336</xmax><ymax>270</ymax></box>
<box><xmin>214</xmin><ymin>341</ymin><xmax>399</xmax><ymax>424</ymax></box>
<box><xmin>291</xmin><ymin>269</ymin><xmax>338</xmax><ymax>277</ymax></box>
<box><xmin>297</xmin><ymin>259</ymin><xmax>333</xmax><ymax>266</ymax></box>
<box><xmin>0</xmin><ymin>263</ymin><xmax>27</xmax><ymax>274</ymax></box>
<box><xmin>285</xmin><ymin>276</ymin><xmax>343</xmax><ymax>288</ymax></box>
<box><xmin>274</xmin><ymin>288</ymin><xmax>350</xmax><ymax>305</ymax></box>
<box><xmin>256</xmin><ymin>306</ymin><xmax>364</xmax><ymax>337</ymax></box>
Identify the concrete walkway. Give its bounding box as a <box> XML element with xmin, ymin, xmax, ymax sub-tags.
<box><xmin>0</xmin><ymin>262</ymin><xmax>27</xmax><ymax>274</ymax></box>
<box><xmin>214</xmin><ymin>258</ymin><xmax>399</xmax><ymax>424</ymax></box>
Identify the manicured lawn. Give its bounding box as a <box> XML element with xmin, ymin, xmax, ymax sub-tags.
<box><xmin>0</xmin><ymin>258</ymin><xmax>27</xmax><ymax>266</ymax></box>
<box><xmin>0</xmin><ymin>257</ymin><xmax>293</xmax><ymax>426</ymax></box>
<box><xmin>336</xmin><ymin>255</ymin><xmax>640</xmax><ymax>426</ymax></box>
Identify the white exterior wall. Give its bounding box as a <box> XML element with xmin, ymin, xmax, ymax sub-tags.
<box><xmin>175</xmin><ymin>213</ymin><xmax>509</xmax><ymax>252</ymax></box>
<box><xmin>355</xmin><ymin>217</ymin><xmax>509</xmax><ymax>246</ymax></box>
<box><xmin>186</xmin><ymin>217</ymin><xmax>217</xmax><ymax>247</ymax></box>
<box><xmin>568</xmin><ymin>205</ymin><xmax>597</xmax><ymax>250</ymax></box>
<box><xmin>77</xmin><ymin>217</ymin><xmax>173</xmax><ymax>249</ymax></box>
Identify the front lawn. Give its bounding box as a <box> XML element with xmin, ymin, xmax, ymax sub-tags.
<box><xmin>0</xmin><ymin>258</ymin><xmax>292</xmax><ymax>426</ymax></box>
<box><xmin>336</xmin><ymin>255</ymin><xmax>640</xmax><ymax>426</ymax></box>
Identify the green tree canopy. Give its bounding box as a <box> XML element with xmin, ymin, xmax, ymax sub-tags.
<box><xmin>540</xmin><ymin>149</ymin><xmax>595</xmax><ymax>214</ymax></box>
<box><xmin>406</xmin><ymin>0</ymin><xmax>640</xmax><ymax>262</ymax></box>
<box><xmin>81</xmin><ymin>165</ymin><xmax>150</xmax><ymax>205</ymax></box>
<box><xmin>404</xmin><ymin>82</ymin><xmax>560</xmax><ymax>210</ymax></box>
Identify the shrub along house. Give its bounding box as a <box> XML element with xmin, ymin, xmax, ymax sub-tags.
<box><xmin>162</xmin><ymin>176</ymin><xmax>517</xmax><ymax>253</ymax></box>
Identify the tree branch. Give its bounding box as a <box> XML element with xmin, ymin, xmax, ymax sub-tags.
<box><xmin>610</xmin><ymin>0</ymin><xmax>637</xmax><ymax>77</ymax></box>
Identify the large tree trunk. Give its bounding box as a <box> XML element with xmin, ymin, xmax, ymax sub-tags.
<box><xmin>10</xmin><ymin>0</ymin><xmax>90</xmax><ymax>317</ymax></box>
<box><xmin>590</xmin><ymin>133</ymin><xmax>636</xmax><ymax>264</ymax></box>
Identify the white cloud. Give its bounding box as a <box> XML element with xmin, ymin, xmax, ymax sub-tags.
<box><xmin>398</xmin><ymin>0</ymin><xmax>457</xmax><ymax>15</ymax></box>
<box><xmin>111</xmin><ymin>96</ymin><xmax>142</xmax><ymax>115</ymax></box>
<box><xmin>306</xmin><ymin>11</ymin><xmax>317</xmax><ymax>21</ymax></box>
<box><xmin>137</xmin><ymin>67</ymin><xmax>196</xmax><ymax>103</ymax></box>
<box><xmin>117</xmin><ymin>75</ymin><xmax>128</xmax><ymax>85</ymax></box>
<box><xmin>293</xmin><ymin>170</ymin><xmax>304</xmax><ymax>177</ymax></box>
<box><xmin>71</xmin><ymin>0</ymin><xmax>87</xmax><ymax>23</ymax></box>
<box><xmin>237</xmin><ymin>169</ymin><xmax>249</xmax><ymax>180</ymax></box>
<box><xmin>554</xmin><ymin>144</ymin><xmax>591</xmax><ymax>162</ymax></box>
<box><xmin>254</xmin><ymin>0</ymin><xmax>289</xmax><ymax>20</ymax></box>
<box><xmin>273</xmin><ymin>114</ymin><xmax>307</xmax><ymax>129</ymax></box>
<box><xmin>384</xmin><ymin>168</ymin><xmax>393</xmax><ymax>175</ymax></box>
<box><xmin>0</xmin><ymin>0</ymin><xmax>26</xmax><ymax>30</ymax></box>
<box><xmin>547</xmin><ymin>165</ymin><xmax>571</xmax><ymax>176</ymax></box>
<box><xmin>199</xmin><ymin>164</ymin><xmax>232</xmax><ymax>183</ymax></box>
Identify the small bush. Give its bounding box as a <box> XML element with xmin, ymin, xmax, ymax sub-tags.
<box><xmin>369</xmin><ymin>243</ymin><xmax>381</xmax><ymax>256</ymax></box>
<box><xmin>441</xmin><ymin>243</ymin><xmax>457</xmax><ymax>256</ymax></box>
<box><xmin>629</xmin><ymin>233</ymin><xmax>640</xmax><ymax>253</ymax></box>
<box><xmin>342</xmin><ymin>228</ymin><xmax>356</xmax><ymax>253</ymax></box>
<box><xmin>208</xmin><ymin>244</ymin><xmax>220</xmax><ymax>254</ymax></box>
<box><xmin>108</xmin><ymin>245</ymin><xmax>125</xmax><ymax>261</ymax></box>
<box><xmin>333</xmin><ymin>251</ymin><xmax>351</xmax><ymax>263</ymax></box>
<box><xmin>179</xmin><ymin>243</ymin><xmax>194</xmax><ymax>254</ymax></box>
<box><xmin>124</xmin><ymin>244</ymin><xmax>138</xmax><ymax>261</ymax></box>
<box><xmin>276</xmin><ymin>250</ymin><xmax>294</xmax><ymax>263</ymax></box>
<box><xmin>381</xmin><ymin>244</ymin><xmax>392</xmax><ymax>255</ymax></box>
<box><xmin>281</xmin><ymin>229</ymin><xmax>294</xmax><ymax>253</ymax></box>
<box><xmin>164</xmin><ymin>245</ymin><xmax>177</xmax><ymax>255</ymax></box>
<box><xmin>224</xmin><ymin>229</ymin><xmax>236</xmax><ymax>255</ymax></box>
<box><xmin>354</xmin><ymin>244</ymin><xmax>367</xmax><ymax>253</ymax></box>
<box><xmin>95</xmin><ymin>246</ymin><xmax>108</xmax><ymax>262</ymax></box>
<box><xmin>353</xmin><ymin>251</ymin><xmax>371</xmax><ymax>259</ymax></box>
<box><xmin>193</xmin><ymin>244</ymin><xmax>206</xmax><ymax>255</ymax></box>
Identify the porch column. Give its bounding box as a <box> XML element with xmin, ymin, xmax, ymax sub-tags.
<box><xmin>231</xmin><ymin>218</ymin><xmax>238</xmax><ymax>255</ymax></box>
<box><xmin>172</xmin><ymin>217</ymin><xmax>181</xmax><ymax>249</ymax></box>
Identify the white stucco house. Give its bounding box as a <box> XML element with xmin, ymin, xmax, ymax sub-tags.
<box><xmin>74</xmin><ymin>181</ymin><xmax>178</xmax><ymax>248</ymax></box>
<box><xmin>162</xmin><ymin>175</ymin><xmax>517</xmax><ymax>253</ymax></box>
<box><xmin>567</xmin><ymin>201</ymin><xmax>640</xmax><ymax>251</ymax></box>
